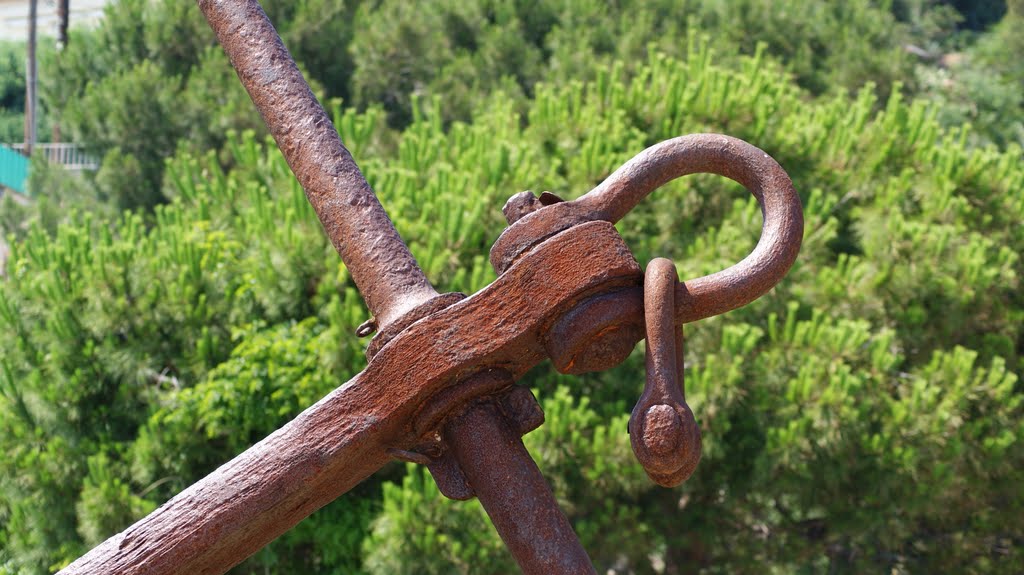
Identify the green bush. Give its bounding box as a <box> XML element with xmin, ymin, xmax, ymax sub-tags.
<box><xmin>942</xmin><ymin>6</ymin><xmax>1023</xmax><ymax>148</ymax></box>
<box><xmin>30</xmin><ymin>0</ymin><xmax>982</xmax><ymax>218</ymax></box>
<box><xmin>0</xmin><ymin>41</ymin><xmax>25</xmax><ymax>143</ymax></box>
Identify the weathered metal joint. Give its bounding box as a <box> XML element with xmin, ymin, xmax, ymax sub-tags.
<box><xmin>492</xmin><ymin>134</ymin><xmax>804</xmax><ymax>327</ymax></box>
<box><xmin>544</xmin><ymin>288</ymin><xmax>645</xmax><ymax>375</ymax></box>
<box><xmin>365</xmin><ymin>292</ymin><xmax>467</xmax><ymax>359</ymax></box>
<box><xmin>390</xmin><ymin>369</ymin><xmax>546</xmax><ymax>502</ymax></box>
<box><xmin>491</xmin><ymin>200</ymin><xmax>595</xmax><ymax>274</ymax></box>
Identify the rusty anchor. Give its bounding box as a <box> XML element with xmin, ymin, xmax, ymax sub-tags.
<box><xmin>58</xmin><ymin>1</ymin><xmax>803</xmax><ymax>573</ymax></box>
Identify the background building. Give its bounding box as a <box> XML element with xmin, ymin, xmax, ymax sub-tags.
<box><xmin>0</xmin><ymin>0</ymin><xmax>109</xmax><ymax>42</ymax></box>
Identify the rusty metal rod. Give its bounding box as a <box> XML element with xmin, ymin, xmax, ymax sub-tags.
<box><xmin>57</xmin><ymin>221</ymin><xmax>641</xmax><ymax>575</ymax></box>
<box><xmin>444</xmin><ymin>401</ymin><xmax>597</xmax><ymax>574</ymax></box>
<box><xmin>197</xmin><ymin>0</ymin><xmax>437</xmax><ymax>329</ymax></box>
<box><xmin>57</xmin><ymin>367</ymin><xmax>395</xmax><ymax>575</ymax></box>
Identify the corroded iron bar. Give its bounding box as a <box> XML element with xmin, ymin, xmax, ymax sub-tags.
<box><xmin>197</xmin><ymin>0</ymin><xmax>437</xmax><ymax>328</ymax></box>
<box><xmin>445</xmin><ymin>400</ymin><xmax>597</xmax><ymax>574</ymax></box>
<box><xmin>57</xmin><ymin>222</ymin><xmax>642</xmax><ymax>575</ymax></box>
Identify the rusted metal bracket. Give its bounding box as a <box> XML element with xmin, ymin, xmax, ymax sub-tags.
<box><xmin>58</xmin><ymin>2</ymin><xmax>803</xmax><ymax>574</ymax></box>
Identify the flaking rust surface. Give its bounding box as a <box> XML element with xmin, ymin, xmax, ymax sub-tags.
<box><xmin>59</xmin><ymin>222</ymin><xmax>640</xmax><ymax>575</ymax></box>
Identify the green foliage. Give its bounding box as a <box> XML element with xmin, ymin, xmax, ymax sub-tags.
<box><xmin>950</xmin><ymin>0</ymin><xmax>1008</xmax><ymax>29</ymax></box>
<box><xmin>344</xmin><ymin>0</ymin><xmax>927</xmax><ymax>126</ymax></box>
<box><xmin>33</xmin><ymin>0</ymin><xmax>989</xmax><ymax>216</ymax></box>
<box><xmin>349</xmin><ymin>0</ymin><xmax>546</xmax><ymax>126</ymax></box>
<box><xmin>62</xmin><ymin>56</ymin><xmax>190</xmax><ymax>210</ymax></box>
<box><xmin>910</xmin><ymin>4</ymin><xmax>1024</xmax><ymax>149</ymax></box>
<box><xmin>918</xmin><ymin>13</ymin><xmax>1024</xmax><ymax>148</ymax></box>
<box><xmin>0</xmin><ymin>39</ymin><xmax>49</xmax><ymax>142</ymax></box>
<box><xmin>76</xmin><ymin>451</ymin><xmax>157</xmax><ymax>547</ymax></box>
<box><xmin>0</xmin><ymin>41</ymin><xmax>26</xmax><ymax>143</ymax></box>
<box><xmin>2</xmin><ymin>3</ymin><xmax>1023</xmax><ymax>575</ymax></box>
<box><xmin>0</xmin><ymin>42</ymin><xmax>24</xmax><ymax>110</ymax></box>
<box><xmin>1</xmin><ymin>155</ymin><xmax>104</xmax><ymax>240</ymax></box>
<box><xmin>365</xmin><ymin>465</ymin><xmax>515</xmax><ymax>575</ymax></box>
<box><xmin>36</xmin><ymin>0</ymin><xmax>266</xmax><ymax>208</ymax></box>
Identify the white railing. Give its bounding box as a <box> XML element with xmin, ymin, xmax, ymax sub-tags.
<box><xmin>9</xmin><ymin>143</ymin><xmax>99</xmax><ymax>171</ymax></box>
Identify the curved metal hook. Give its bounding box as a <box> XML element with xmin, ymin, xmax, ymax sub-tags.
<box><xmin>491</xmin><ymin>133</ymin><xmax>804</xmax><ymax>324</ymax></box>
<box><xmin>583</xmin><ymin>133</ymin><xmax>804</xmax><ymax>323</ymax></box>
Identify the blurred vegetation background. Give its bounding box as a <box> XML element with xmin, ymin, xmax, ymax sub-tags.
<box><xmin>1</xmin><ymin>0</ymin><xmax>1022</xmax><ymax>573</ymax></box>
